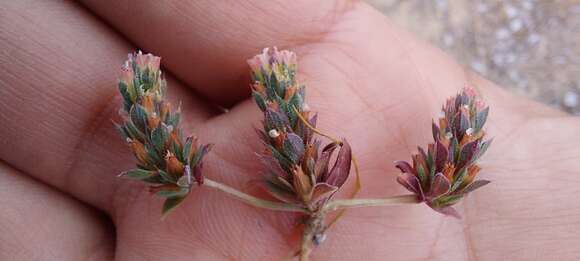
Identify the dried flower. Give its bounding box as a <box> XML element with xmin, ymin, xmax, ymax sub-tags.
<box><xmin>115</xmin><ymin>51</ymin><xmax>212</xmax><ymax>216</ymax></box>
<box><xmin>395</xmin><ymin>87</ymin><xmax>492</xmax><ymax>218</ymax></box>
<box><xmin>248</xmin><ymin>47</ymin><xmax>352</xmax><ymax>212</ymax></box>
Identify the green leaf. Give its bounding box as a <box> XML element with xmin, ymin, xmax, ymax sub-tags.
<box><xmin>130</xmin><ymin>104</ymin><xmax>149</xmax><ymax>133</ymax></box>
<box><xmin>118</xmin><ymin>81</ymin><xmax>133</xmax><ymax>112</ymax></box>
<box><xmin>167</xmin><ymin>111</ymin><xmax>181</xmax><ymax>128</ymax></box>
<box><xmin>158</xmin><ymin>169</ymin><xmax>177</xmax><ymax>183</ymax></box>
<box><xmin>450</xmin><ymin>168</ymin><xmax>467</xmax><ymax>192</ymax></box>
<box><xmin>151</xmin><ymin>126</ymin><xmax>168</xmax><ymax>153</ymax></box>
<box><xmin>183</xmin><ymin>137</ymin><xmax>193</xmax><ymax>164</ymax></box>
<box><xmin>161</xmin><ymin>196</ymin><xmax>187</xmax><ymax>218</ymax></box>
<box><xmin>119</xmin><ymin>169</ymin><xmax>156</xmax><ymax>180</ymax></box>
<box><xmin>433</xmin><ymin>194</ymin><xmax>464</xmax><ymax>208</ymax></box>
<box><xmin>252</xmin><ymin>91</ymin><xmax>267</xmax><ymax>111</ymax></box>
<box><xmin>124</xmin><ymin>120</ymin><xmax>144</xmax><ymax>140</ymax></box>
<box><xmin>416</xmin><ymin>164</ymin><xmax>427</xmax><ymax>187</ymax></box>
<box><xmin>145</xmin><ymin>142</ymin><xmax>163</xmax><ymax>167</ymax></box>
<box><xmin>474</xmin><ymin>107</ymin><xmax>489</xmax><ymax>131</ymax></box>
<box><xmin>156</xmin><ymin>188</ymin><xmax>189</xmax><ymax>198</ymax></box>
<box><xmin>114</xmin><ymin>122</ymin><xmax>129</xmax><ymax>140</ymax></box>
<box><xmin>267</xmin><ymin>144</ymin><xmax>293</xmax><ymax>172</ymax></box>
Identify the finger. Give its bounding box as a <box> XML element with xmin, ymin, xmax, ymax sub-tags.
<box><xmin>79</xmin><ymin>0</ymin><xmax>356</xmax><ymax>106</ymax></box>
<box><xmin>0</xmin><ymin>161</ymin><xmax>114</xmax><ymax>260</ymax></box>
<box><xmin>0</xmin><ymin>0</ymin><xmax>214</xmax><ymax>212</ymax></box>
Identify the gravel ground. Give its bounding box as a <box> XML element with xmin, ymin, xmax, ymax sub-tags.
<box><xmin>368</xmin><ymin>0</ymin><xmax>580</xmax><ymax>115</ymax></box>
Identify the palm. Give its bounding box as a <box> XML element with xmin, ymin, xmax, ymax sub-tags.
<box><xmin>1</xmin><ymin>1</ymin><xmax>579</xmax><ymax>260</ymax></box>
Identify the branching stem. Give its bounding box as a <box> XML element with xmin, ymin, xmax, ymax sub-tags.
<box><xmin>203</xmin><ymin>178</ymin><xmax>309</xmax><ymax>213</ymax></box>
<box><xmin>322</xmin><ymin>194</ymin><xmax>419</xmax><ymax>212</ymax></box>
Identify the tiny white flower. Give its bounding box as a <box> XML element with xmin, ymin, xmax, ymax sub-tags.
<box><xmin>466</xmin><ymin>128</ymin><xmax>474</xmax><ymax>136</ymax></box>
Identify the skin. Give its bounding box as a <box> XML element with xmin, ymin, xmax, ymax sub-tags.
<box><xmin>1</xmin><ymin>0</ymin><xmax>579</xmax><ymax>260</ymax></box>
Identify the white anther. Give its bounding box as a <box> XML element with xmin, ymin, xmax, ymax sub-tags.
<box><xmin>268</xmin><ymin>129</ymin><xmax>280</xmax><ymax>138</ymax></box>
<box><xmin>445</xmin><ymin>132</ymin><xmax>453</xmax><ymax>139</ymax></box>
<box><xmin>466</xmin><ymin>128</ymin><xmax>474</xmax><ymax>135</ymax></box>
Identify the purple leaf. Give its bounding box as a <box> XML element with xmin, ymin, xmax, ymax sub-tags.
<box><xmin>394</xmin><ymin>161</ymin><xmax>413</xmax><ymax>174</ymax></box>
<box><xmin>458</xmin><ymin>140</ymin><xmax>479</xmax><ymax>167</ymax></box>
<box><xmin>193</xmin><ymin>161</ymin><xmax>204</xmax><ymax>185</ymax></box>
<box><xmin>310</xmin><ymin>183</ymin><xmax>338</xmax><ymax>203</ymax></box>
<box><xmin>261</xmin><ymin>180</ymin><xmax>300</xmax><ymax>204</ymax></box>
<box><xmin>396</xmin><ymin>172</ymin><xmax>424</xmax><ymax>200</ymax></box>
<box><xmin>435</xmin><ymin>140</ymin><xmax>448</xmax><ymax>172</ymax></box>
<box><xmin>323</xmin><ymin>140</ymin><xmax>352</xmax><ymax>188</ymax></box>
<box><xmin>258</xmin><ymin>154</ymin><xmax>290</xmax><ymax>180</ymax></box>
<box><xmin>315</xmin><ymin>142</ymin><xmax>338</xmax><ymax>180</ymax></box>
<box><xmin>427</xmin><ymin>173</ymin><xmax>450</xmax><ymax>199</ymax></box>
<box><xmin>283</xmin><ymin>133</ymin><xmax>305</xmax><ymax>163</ymax></box>
<box><xmin>265</xmin><ymin>108</ymin><xmax>289</xmax><ymax>129</ymax></box>
<box><xmin>461</xmin><ymin>179</ymin><xmax>491</xmax><ymax>194</ymax></box>
<box><xmin>432</xmin><ymin>121</ymin><xmax>440</xmax><ymax>141</ymax></box>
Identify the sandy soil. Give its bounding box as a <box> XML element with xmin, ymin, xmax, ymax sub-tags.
<box><xmin>368</xmin><ymin>0</ymin><xmax>580</xmax><ymax>115</ymax></box>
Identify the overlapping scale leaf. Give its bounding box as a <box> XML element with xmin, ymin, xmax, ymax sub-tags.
<box><xmin>394</xmin><ymin>87</ymin><xmax>492</xmax><ymax>218</ymax></box>
<box><xmin>115</xmin><ymin>51</ymin><xmax>212</xmax><ymax>216</ymax></box>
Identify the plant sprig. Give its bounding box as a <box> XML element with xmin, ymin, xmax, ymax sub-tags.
<box><xmin>113</xmin><ymin>49</ymin><xmax>492</xmax><ymax>261</ymax></box>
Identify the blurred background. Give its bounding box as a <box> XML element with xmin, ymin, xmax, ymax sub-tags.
<box><xmin>367</xmin><ymin>0</ymin><xmax>580</xmax><ymax>115</ymax></box>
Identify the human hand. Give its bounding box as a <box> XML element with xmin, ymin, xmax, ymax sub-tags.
<box><xmin>1</xmin><ymin>1</ymin><xmax>579</xmax><ymax>260</ymax></box>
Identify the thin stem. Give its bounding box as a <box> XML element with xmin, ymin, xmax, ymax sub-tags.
<box><xmin>203</xmin><ymin>178</ymin><xmax>309</xmax><ymax>213</ymax></box>
<box><xmin>323</xmin><ymin>195</ymin><xmax>419</xmax><ymax>212</ymax></box>
<box><xmin>293</xmin><ymin>106</ymin><xmax>342</xmax><ymax>144</ymax></box>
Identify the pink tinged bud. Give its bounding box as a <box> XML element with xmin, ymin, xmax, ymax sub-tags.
<box><xmin>278</xmin><ymin>49</ymin><xmax>297</xmax><ymax>67</ymax></box>
<box><xmin>463</xmin><ymin>86</ymin><xmax>478</xmax><ymax>97</ymax></box>
<box><xmin>121</xmin><ymin>67</ymin><xmax>134</xmax><ymax>84</ymax></box>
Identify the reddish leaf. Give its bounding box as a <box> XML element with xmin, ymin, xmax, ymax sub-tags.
<box><xmin>193</xmin><ymin>162</ymin><xmax>204</xmax><ymax>185</ymax></box>
<box><xmin>323</xmin><ymin>140</ymin><xmax>352</xmax><ymax>188</ymax></box>
<box><xmin>461</xmin><ymin>179</ymin><xmax>491</xmax><ymax>194</ymax></box>
<box><xmin>432</xmin><ymin>121</ymin><xmax>440</xmax><ymax>141</ymax></box>
<box><xmin>394</xmin><ymin>161</ymin><xmax>413</xmax><ymax>174</ymax></box>
<box><xmin>315</xmin><ymin>142</ymin><xmax>338</xmax><ymax>180</ymax></box>
<box><xmin>258</xmin><ymin>154</ymin><xmax>290</xmax><ymax>180</ymax></box>
<box><xmin>427</xmin><ymin>173</ymin><xmax>451</xmax><ymax>199</ymax></box>
<box><xmin>396</xmin><ymin>172</ymin><xmax>424</xmax><ymax>200</ymax></box>
<box><xmin>310</xmin><ymin>183</ymin><xmax>338</xmax><ymax>203</ymax></box>
<box><xmin>435</xmin><ymin>140</ymin><xmax>448</xmax><ymax>172</ymax></box>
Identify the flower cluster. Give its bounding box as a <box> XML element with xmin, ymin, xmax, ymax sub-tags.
<box><xmin>395</xmin><ymin>87</ymin><xmax>491</xmax><ymax>217</ymax></box>
<box><xmin>248</xmin><ymin>48</ymin><xmax>352</xmax><ymax>211</ymax></box>
<box><xmin>115</xmin><ymin>51</ymin><xmax>212</xmax><ymax>215</ymax></box>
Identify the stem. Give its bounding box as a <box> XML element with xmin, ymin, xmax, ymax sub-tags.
<box><xmin>323</xmin><ymin>195</ymin><xmax>419</xmax><ymax>212</ymax></box>
<box><xmin>203</xmin><ymin>178</ymin><xmax>309</xmax><ymax>213</ymax></box>
<box><xmin>293</xmin><ymin>106</ymin><xmax>342</xmax><ymax>144</ymax></box>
